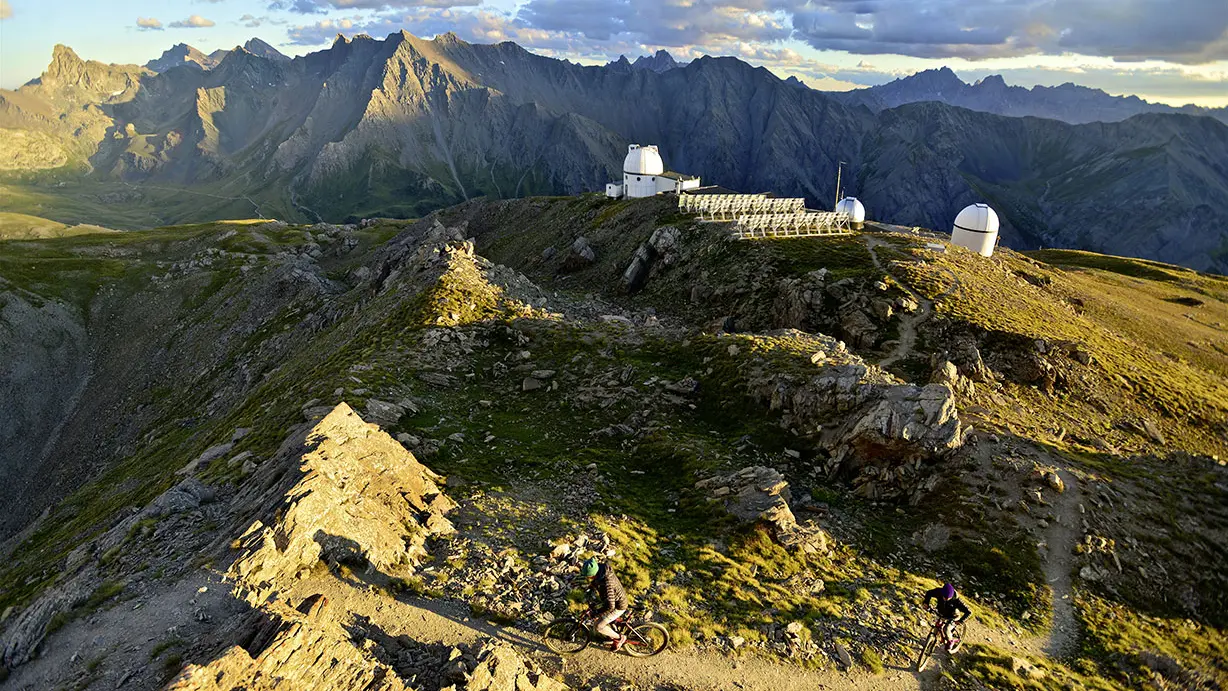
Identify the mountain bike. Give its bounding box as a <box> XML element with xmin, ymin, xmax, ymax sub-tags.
<box><xmin>542</xmin><ymin>610</ymin><xmax>669</xmax><ymax>657</ymax></box>
<box><xmin>915</xmin><ymin>609</ymin><xmax>968</xmax><ymax>671</ymax></box>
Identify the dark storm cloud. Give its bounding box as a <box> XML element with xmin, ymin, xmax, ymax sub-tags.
<box><xmin>791</xmin><ymin>0</ymin><xmax>1228</xmax><ymax>63</ymax></box>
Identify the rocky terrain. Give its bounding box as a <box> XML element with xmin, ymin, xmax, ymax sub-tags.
<box><xmin>0</xmin><ymin>194</ymin><xmax>1225</xmax><ymax>690</ymax></box>
<box><xmin>2</xmin><ymin>33</ymin><xmax>1228</xmax><ymax>272</ymax></box>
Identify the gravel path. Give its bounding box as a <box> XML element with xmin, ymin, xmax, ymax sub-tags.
<box><xmin>1041</xmin><ymin>468</ymin><xmax>1083</xmax><ymax>657</ymax></box>
<box><xmin>310</xmin><ymin>577</ymin><xmax>940</xmax><ymax>691</ymax></box>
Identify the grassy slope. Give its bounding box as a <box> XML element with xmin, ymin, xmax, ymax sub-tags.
<box><xmin>1</xmin><ymin>198</ymin><xmax>1224</xmax><ymax>689</ymax></box>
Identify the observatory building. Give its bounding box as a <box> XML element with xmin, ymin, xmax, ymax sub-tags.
<box><xmin>835</xmin><ymin>197</ymin><xmax>866</xmax><ymax>230</ymax></box>
<box><xmin>606</xmin><ymin>144</ymin><xmax>701</xmax><ymax>199</ymax></box>
<box><xmin>951</xmin><ymin>203</ymin><xmax>1000</xmax><ymax>257</ymax></box>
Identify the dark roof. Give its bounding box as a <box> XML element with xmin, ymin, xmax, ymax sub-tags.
<box><xmin>682</xmin><ymin>185</ymin><xmax>750</xmax><ymax>196</ymax></box>
<box><xmin>659</xmin><ymin>170</ymin><xmax>699</xmax><ymax>181</ymax></box>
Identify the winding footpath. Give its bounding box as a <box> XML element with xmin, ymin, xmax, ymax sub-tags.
<box><xmin>863</xmin><ymin>236</ymin><xmax>961</xmax><ymax>369</ymax></box>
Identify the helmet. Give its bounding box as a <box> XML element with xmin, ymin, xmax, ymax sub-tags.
<box><xmin>941</xmin><ymin>583</ymin><xmax>956</xmax><ymax>599</ymax></box>
<box><xmin>581</xmin><ymin>557</ymin><xmax>600</xmax><ymax>578</ymax></box>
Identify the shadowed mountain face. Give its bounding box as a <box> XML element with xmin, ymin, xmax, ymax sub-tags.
<box><xmin>2</xmin><ymin>34</ymin><xmax>1228</xmax><ymax>272</ymax></box>
<box><xmin>831</xmin><ymin>67</ymin><xmax>1228</xmax><ymax>126</ymax></box>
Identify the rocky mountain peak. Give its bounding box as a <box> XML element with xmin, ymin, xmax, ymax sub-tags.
<box><xmin>43</xmin><ymin>44</ymin><xmax>85</xmax><ymax>80</ymax></box>
<box><xmin>905</xmin><ymin>66</ymin><xmax>966</xmax><ymax>93</ymax></box>
<box><xmin>146</xmin><ymin>43</ymin><xmax>218</xmax><ymax>73</ymax></box>
<box><xmin>975</xmin><ymin>74</ymin><xmax>1008</xmax><ymax>90</ymax></box>
<box><xmin>243</xmin><ymin>37</ymin><xmax>288</xmax><ymax>61</ymax></box>
<box><xmin>632</xmin><ymin>49</ymin><xmax>682</xmax><ymax>73</ymax></box>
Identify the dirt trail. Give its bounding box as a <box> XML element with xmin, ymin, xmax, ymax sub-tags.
<box><xmin>311</xmin><ymin>577</ymin><xmax>939</xmax><ymax>691</ymax></box>
<box><xmin>864</xmin><ymin>236</ymin><xmax>960</xmax><ymax>369</ymax></box>
<box><xmin>1040</xmin><ymin>468</ymin><xmax>1082</xmax><ymax>657</ymax></box>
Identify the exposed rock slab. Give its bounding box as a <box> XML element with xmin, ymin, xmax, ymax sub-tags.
<box><xmin>227</xmin><ymin>403</ymin><xmax>456</xmax><ymax>605</ymax></box>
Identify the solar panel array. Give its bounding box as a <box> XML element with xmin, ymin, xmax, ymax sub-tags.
<box><xmin>679</xmin><ymin>193</ymin><xmax>853</xmax><ymax>238</ymax></box>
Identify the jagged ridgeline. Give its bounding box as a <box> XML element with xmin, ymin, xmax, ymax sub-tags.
<box><xmin>0</xmin><ymin>194</ymin><xmax>1225</xmax><ymax>690</ymax></box>
<box><xmin>3</xmin><ymin>32</ymin><xmax>1228</xmax><ymax>273</ymax></box>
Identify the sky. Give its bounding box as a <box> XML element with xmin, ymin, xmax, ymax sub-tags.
<box><xmin>2</xmin><ymin>0</ymin><xmax>1227</xmax><ymax>107</ymax></box>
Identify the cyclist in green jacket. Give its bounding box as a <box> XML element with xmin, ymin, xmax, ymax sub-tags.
<box><xmin>581</xmin><ymin>557</ymin><xmax>629</xmax><ymax>651</ymax></box>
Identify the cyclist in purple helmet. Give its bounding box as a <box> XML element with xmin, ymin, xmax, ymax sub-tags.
<box><xmin>923</xmin><ymin>582</ymin><xmax>972</xmax><ymax>652</ymax></box>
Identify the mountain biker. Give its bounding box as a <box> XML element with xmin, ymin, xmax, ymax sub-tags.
<box><xmin>581</xmin><ymin>557</ymin><xmax>629</xmax><ymax>652</ymax></box>
<box><xmin>923</xmin><ymin>582</ymin><xmax>972</xmax><ymax>652</ymax></box>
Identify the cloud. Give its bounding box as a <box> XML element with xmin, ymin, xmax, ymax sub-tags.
<box><xmin>136</xmin><ymin>16</ymin><xmax>164</xmax><ymax>30</ymax></box>
<box><xmin>790</xmin><ymin>0</ymin><xmax>1228</xmax><ymax>64</ymax></box>
<box><xmin>515</xmin><ymin>0</ymin><xmax>793</xmax><ymax>47</ymax></box>
<box><xmin>0</xmin><ymin>0</ymin><xmax>12</xmax><ymax>20</ymax></box>
<box><xmin>272</xmin><ymin>0</ymin><xmax>477</xmax><ymax>13</ymax></box>
<box><xmin>169</xmin><ymin>14</ymin><xmax>216</xmax><ymax>28</ymax></box>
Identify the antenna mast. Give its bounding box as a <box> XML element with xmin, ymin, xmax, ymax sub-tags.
<box><xmin>834</xmin><ymin>161</ymin><xmax>847</xmax><ymax>210</ymax></box>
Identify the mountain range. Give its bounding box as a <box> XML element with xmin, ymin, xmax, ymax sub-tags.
<box><xmin>831</xmin><ymin>67</ymin><xmax>1228</xmax><ymax>126</ymax></box>
<box><xmin>1</xmin><ymin>33</ymin><xmax>1226</xmax><ymax>273</ymax></box>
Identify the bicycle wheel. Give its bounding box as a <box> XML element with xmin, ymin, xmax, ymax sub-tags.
<box><xmin>623</xmin><ymin>622</ymin><xmax>669</xmax><ymax>657</ymax></box>
<box><xmin>543</xmin><ymin>619</ymin><xmax>590</xmax><ymax>655</ymax></box>
<box><xmin>915</xmin><ymin>632</ymin><xmax>938</xmax><ymax>671</ymax></box>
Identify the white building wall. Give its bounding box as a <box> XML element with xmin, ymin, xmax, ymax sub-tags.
<box><xmin>624</xmin><ymin>173</ymin><xmax>658</xmax><ymax>198</ymax></box>
<box><xmin>606</xmin><ymin>183</ymin><xmax>624</xmax><ymax>198</ymax></box>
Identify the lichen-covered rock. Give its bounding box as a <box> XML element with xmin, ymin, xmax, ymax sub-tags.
<box><xmin>227</xmin><ymin>403</ymin><xmax>456</xmax><ymax>605</ymax></box>
<box><xmin>696</xmin><ymin>466</ymin><xmax>797</xmax><ymax>535</ymax></box>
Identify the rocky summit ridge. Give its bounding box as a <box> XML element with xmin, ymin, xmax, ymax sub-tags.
<box><xmin>0</xmin><ymin>193</ymin><xmax>1225</xmax><ymax>690</ymax></box>
<box><xmin>2</xmin><ymin>32</ymin><xmax>1228</xmax><ymax>273</ymax></box>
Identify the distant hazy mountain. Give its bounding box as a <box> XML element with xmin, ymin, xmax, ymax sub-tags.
<box><xmin>2</xmin><ymin>35</ymin><xmax>1227</xmax><ymax>273</ymax></box>
<box><xmin>606</xmin><ymin>50</ymin><xmax>684</xmax><ymax>74</ymax></box>
<box><xmin>145</xmin><ymin>40</ymin><xmax>288</xmax><ymax>74</ymax></box>
<box><xmin>146</xmin><ymin>44</ymin><xmax>222</xmax><ymax>73</ymax></box>
<box><xmin>831</xmin><ymin>67</ymin><xmax>1228</xmax><ymax>126</ymax></box>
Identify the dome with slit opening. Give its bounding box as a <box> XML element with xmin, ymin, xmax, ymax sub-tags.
<box><xmin>951</xmin><ymin>203</ymin><xmax>1000</xmax><ymax>257</ymax></box>
<box><xmin>623</xmin><ymin>144</ymin><xmax>664</xmax><ymax>175</ymax></box>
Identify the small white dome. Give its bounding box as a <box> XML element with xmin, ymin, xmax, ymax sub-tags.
<box><xmin>623</xmin><ymin>144</ymin><xmax>664</xmax><ymax>175</ymax></box>
<box><xmin>952</xmin><ymin>203</ymin><xmax>1000</xmax><ymax>257</ymax></box>
<box><xmin>835</xmin><ymin>197</ymin><xmax>866</xmax><ymax>223</ymax></box>
<box><xmin>953</xmin><ymin>203</ymin><xmax>999</xmax><ymax>234</ymax></box>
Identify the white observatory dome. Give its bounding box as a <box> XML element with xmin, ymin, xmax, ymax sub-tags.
<box><xmin>835</xmin><ymin>197</ymin><xmax>866</xmax><ymax>225</ymax></box>
<box><xmin>951</xmin><ymin>203</ymin><xmax>1000</xmax><ymax>257</ymax></box>
<box><xmin>623</xmin><ymin>144</ymin><xmax>664</xmax><ymax>176</ymax></box>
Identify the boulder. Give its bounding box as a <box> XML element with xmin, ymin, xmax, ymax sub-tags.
<box><xmin>622</xmin><ymin>244</ymin><xmax>655</xmax><ymax>292</ymax></box>
<box><xmin>648</xmin><ymin>226</ymin><xmax>681</xmax><ymax>265</ymax></box>
<box><xmin>1010</xmin><ymin>657</ymin><xmax>1046</xmax><ymax>680</ymax></box>
<box><xmin>441</xmin><ymin>639</ymin><xmax>568</xmax><ymax>691</ymax></box>
<box><xmin>177</xmin><ymin>441</ymin><xmax>235</xmax><ymax>476</ymax></box>
<box><xmin>365</xmin><ymin>399</ymin><xmax>408</xmax><ymax>428</ymax></box>
<box><xmin>1045</xmin><ymin>472</ymin><xmax>1066</xmax><ymax>494</ymax></box>
<box><xmin>839</xmin><ymin>310</ymin><xmax>879</xmax><ymax>349</ymax></box>
<box><xmin>145</xmin><ymin>478</ymin><xmax>217</xmax><ymax>518</ymax></box>
<box><xmin>1142</xmin><ymin>419</ymin><xmax>1166</xmax><ymax>445</ymax></box>
<box><xmin>930</xmin><ymin>360</ymin><xmax>974</xmax><ymax>398</ymax></box>
<box><xmin>695</xmin><ymin>466</ymin><xmax>797</xmax><ymax>536</ymax></box>
<box><xmin>562</xmin><ymin>237</ymin><xmax>595</xmax><ymax>270</ymax></box>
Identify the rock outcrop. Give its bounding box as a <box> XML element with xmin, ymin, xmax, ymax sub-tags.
<box><xmin>748</xmin><ymin>331</ymin><xmax>962</xmax><ymax>502</ymax></box>
<box><xmin>696</xmin><ymin>466</ymin><xmax>797</xmax><ymax>534</ymax></box>
<box><xmin>165</xmin><ymin>603</ymin><xmax>411</xmax><ymax>691</ymax></box>
<box><xmin>227</xmin><ymin>403</ymin><xmax>456</xmax><ymax>605</ymax></box>
<box><xmin>696</xmin><ymin>466</ymin><xmax>830</xmax><ymax>553</ymax></box>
